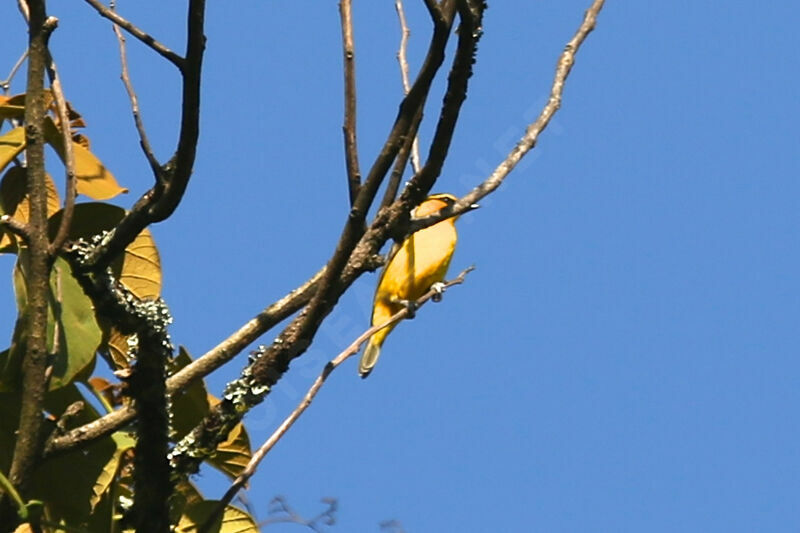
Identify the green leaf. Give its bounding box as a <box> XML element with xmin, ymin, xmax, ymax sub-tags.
<box><xmin>0</xmin><ymin>127</ymin><xmax>25</xmax><ymax>174</ymax></box>
<box><xmin>2</xmin><ymin>252</ymin><xmax>102</xmax><ymax>391</ymax></box>
<box><xmin>176</xmin><ymin>501</ymin><xmax>259</xmax><ymax>533</ymax></box>
<box><xmin>46</xmin><ymin>257</ymin><xmax>102</xmax><ymax>390</ymax></box>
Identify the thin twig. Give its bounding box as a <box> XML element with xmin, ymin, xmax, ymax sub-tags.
<box><xmin>82</xmin><ymin>0</ymin><xmax>185</xmax><ymax>70</ymax></box>
<box><xmin>201</xmin><ymin>268</ymin><xmax>474</xmax><ymax>533</ymax></box>
<box><xmin>46</xmin><ymin>39</ymin><xmax>78</xmax><ymax>256</ymax></box>
<box><xmin>339</xmin><ymin>0</ymin><xmax>361</xmax><ymax>205</ymax></box>
<box><xmin>408</xmin><ymin>0</ymin><xmax>606</xmax><ymax>233</ymax></box>
<box><xmin>112</xmin><ymin>10</ymin><xmax>161</xmax><ymax>177</ymax></box>
<box><xmin>395</xmin><ymin>0</ymin><xmax>421</xmax><ymax>174</ymax></box>
<box><xmin>0</xmin><ymin>50</ymin><xmax>28</xmax><ymax>93</ymax></box>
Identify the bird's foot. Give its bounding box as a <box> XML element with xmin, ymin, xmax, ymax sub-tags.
<box><xmin>391</xmin><ymin>297</ymin><xmax>417</xmax><ymax>318</ymax></box>
<box><xmin>431</xmin><ymin>282</ymin><xmax>446</xmax><ymax>302</ymax></box>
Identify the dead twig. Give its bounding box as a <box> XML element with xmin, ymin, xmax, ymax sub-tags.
<box><xmin>111</xmin><ymin>5</ymin><xmax>161</xmax><ymax>177</ymax></box>
<box><xmin>395</xmin><ymin>0</ymin><xmax>421</xmax><ymax>175</ymax></box>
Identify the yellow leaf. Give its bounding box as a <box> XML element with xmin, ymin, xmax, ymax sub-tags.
<box><xmin>0</xmin><ymin>166</ymin><xmax>62</xmax><ymax>251</ymax></box>
<box><xmin>47</xmin><ymin>203</ymin><xmax>162</xmax><ymax>298</ymax></box>
<box><xmin>105</xmin><ymin>326</ymin><xmax>133</xmax><ymax>370</ymax></box>
<box><xmin>119</xmin><ymin>227</ymin><xmax>161</xmax><ymax>299</ymax></box>
<box><xmin>0</xmin><ymin>127</ymin><xmax>25</xmax><ymax>173</ymax></box>
<box><xmin>0</xmin><ymin>91</ymin><xmax>55</xmax><ymax>122</ymax></box>
<box><xmin>176</xmin><ymin>502</ymin><xmax>259</xmax><ymax>533</ymax></box>
<box><xmin>207</xmin><ymin>396</ymin><xmax>252</xmax><ymax>479</ymax></box>
<box><xmin>43</xmin><ymin>117</ymin><xmax>127</xmax><ymax>200</ymax></box>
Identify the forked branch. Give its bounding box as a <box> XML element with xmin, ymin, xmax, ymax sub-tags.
<box><xmin>408</xmin><ymin>0</ymin><xmax>606</xmax><ymax>233</ymax></box>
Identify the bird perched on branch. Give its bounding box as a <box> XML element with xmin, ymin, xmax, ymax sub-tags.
<box><xmin>359</xmin><ymin>193</ymin><xmax>478</xmax><ymax>378</ymax></box>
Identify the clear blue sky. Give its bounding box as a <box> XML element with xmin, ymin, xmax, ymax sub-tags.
<box><xmin>1</xmin><ymin>2</ymin><xmax>799</xmax><ymax>531</ymax></box>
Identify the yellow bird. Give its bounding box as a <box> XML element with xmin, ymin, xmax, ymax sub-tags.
<box><xmin>359</xmin><ymin>193</ymin><xmax>478</xmax><ymax>378</ymax></box>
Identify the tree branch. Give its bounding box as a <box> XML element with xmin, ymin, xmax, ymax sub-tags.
<box><xmin>408</xmin><ymin>0</ymin><xmax>606</xmax><ymax>233</ymax></box>
<box><xmin>399</xmin><ymin>0</ymin><xmax>485</xmax><ymax>207</ymax></box>
<box><xmin>111</xmin><ymin>8</ymin><xmax>161</xmax><ymax>176</ymax></box>
<box><xmin>81</xmin><ymin>0</ymin><xmax>206</xmax><ymax>271</ymax></box>
<box><xmin>2</xmin><ymin>4</ymin><xmax>56</xmax><ymax>530</ymax></box>
<box><xmin>82</xmin><ymin>0</ymin><xmax>185</xmax><ymax>69</ymax></box>
<box><xmin>395</xmin><ymin>0</ymin><xmax>421</xmax><ymax>175</ymax></box>
<box><xmin>0</xmin><ymin>50</ymin><xmax>28</xmax><ymax>93</ymax></box>
<box><xmin>46</xmin><ymin>46</ymin><xmax>77</xmax><ymax>255</ymax></box>
<box><xmin>201</xmin><ymin>268</ymin><xmax>474</xmax><ymax>532</ymax></box>
<box><xmin>339</xmin><ymin>0</ymin><xmax>361</xmax><ymax>205</ymax></box>
<box><xmin>169</xmin><ymin>2</ymin><xmax>463</xmax><ymax>476</ymax></box>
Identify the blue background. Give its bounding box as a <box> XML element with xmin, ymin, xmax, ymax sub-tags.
<box><xmin>1</xmin><ymin>1</ymin><xmax>798</xmax><ymax>531</ymax></box>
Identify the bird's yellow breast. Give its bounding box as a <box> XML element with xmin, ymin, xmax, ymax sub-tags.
<box><xmin>374</xmin><ymin>218</ymin><xmax>457</xmax><ymax>311</ymax></box>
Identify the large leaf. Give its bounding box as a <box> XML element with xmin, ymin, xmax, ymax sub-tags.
<box><xmin>176</xmin><ymin>501</ymin><xmax>259</xmax><ymax>533</ymax></box>
<box><xmin>0</xmin><ymin>263</ymin><xmax>29</xmax><ymax>392</ymax></box>
<box><xmin>0</xmin><ymin>127</ymin><xmax>25</xmax><ymax>174</ymax></box>
<box><xmin>47</xmin><ymin>203</ymin><xmax>162</xmax><ymax>299</ymax></box>
<box><xmin>46</xmin><ymin>256</ymin><xmax>102</xmax><ymax>390</ymax></box>
<box><xmin>43</xmin><ymin>116</ymin><xmax>127</xmax><ymax>200</ymax></box>
<box><xmin>0</xmin><ymin>166</ymin><xmax>62</xmax><ymax>252</ymax></box>
<box><xmin>207</xmin><ymin>416</ymin><xmax>252</xmax><ymax>480</ymax></box>
<box><xmin>1</xmin><ymin>252</ymin><xmax>102</xmax><ymax>391</ymax></box>
<box><xmin>89</xmin><ymin>431</ymin><xmax>136</xmax><ymax>511</ymax></box>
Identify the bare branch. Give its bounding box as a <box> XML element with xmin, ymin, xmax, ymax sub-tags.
<box><xmin>112</xmin><ymin>12</ymin><xmax>161</xmax><ymax>176</ymax></box>
<box><xmin>201</xmin><ymin>268</ymin><xmax>475</xmax><ymax>532</ymax></box>
<box><xmin>46</xmin><ymin>48</ymin><xmax>77</xmax><ymax>255</ymax></box>
<box><xmin>339</xmin><ymin>0</ymin><xmax>361</xmax><ymax>205</ymax></box>
<box><xmin>81</xmin><ymin>0</ymin><xmax>206</xmax><ymax>271</ymax></box>
<box><xmin>82</xmin><ymin>0</ymin><xmax>185</xmax><ymax>70</ymax></box>
<box><xmin>0</xmin><ymin>214</ymin><xmax>30</xmax><ymax>243</ymax></box>
<box><xmin>399</xmin><ymin>0</ymin><xmax>485</xmax><ymax>206</ymax></box>
<box><xmin>408</xmin><ymin>0</ymin><xmax>606</xmax><ymax>233</ymax></box>
<box><xmin>395</xmin><ymin>0</ymin><xmax>421</xmax><ymax>174</ymax></box>
<box><xmin>0</xmin><ymin>50</ymin><xmax>28</xmax><ymax>93</ymax></box>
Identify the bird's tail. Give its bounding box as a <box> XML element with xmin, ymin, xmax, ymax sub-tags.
<box><xmin>358</xmin><ymin>338</ymin><xmax>382</xmax><ymax>379</ymax></box>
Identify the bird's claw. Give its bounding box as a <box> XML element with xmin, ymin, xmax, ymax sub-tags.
<box><xmin>431</xmin><ymin>282</ymin><xmax>446</xmax><ymax>302</ymax></box>
<box><xmin>390</xmin><ymin>296</ymin><xmax>417</xmax><ymax>318</ymax></box>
